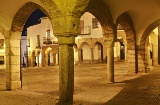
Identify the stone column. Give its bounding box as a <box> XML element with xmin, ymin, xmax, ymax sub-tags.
<box><xmin>146</xmin><ymin>44</ymin><xmax>151</xmax><ymax>70</ymax></box>
<box><xmin>90</xmin><ymin>48</ymin><xmax>94</xmax><ymax>64</ymax></box>
<box><xmin>106</xmin><ymin>40</ymin><xmax>114</xmax><ymax>82</ymax></box>
<box><xmin>135</xmin><ymin>45</ymin><xmax>139</xmax><ymax>74</ymax></box>
<box><xmin>53</xmin><ymin>53</ymin><xmax>56</xmax><ymax>66</ymax></box>
<box><xmin>5</xmin><ymin>31</ymin><xmax>21</xmax><ymax>90</ymax></box>
<box><xmin>45</xmin><ymin>54</ymin><xmax>48</xmax><ymax>66</ymax></box>
<box><xmin>37</xmin><ymin>55</ymin><xmax>39</xmax><ymax>67</ymax></box>
<box><xmin>152</xmin><ymin>44</ymin><xmax>158</xmax><ymax>66</ymax></box>
<box><xmin>58</xmin><ymin>36</ymin><xmax>75</xmax><ymax>105</ymax></box>
<box><xmin>78</xmin><ymin>49</ymin><xmax>82</xmax><ymax>64</ymax></box>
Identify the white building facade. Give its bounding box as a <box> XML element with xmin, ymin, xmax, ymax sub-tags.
<box><xmin>26</xmin><ymin>12</ymin><xmax>133</xmax><ymax>67</ymax></box>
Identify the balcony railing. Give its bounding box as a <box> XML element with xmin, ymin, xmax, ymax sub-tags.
<box><xmin>43</xmin><ymin>37</ymin><xmax>58</xmax><ymax>45</ymax></box>
<box><xmin>79</xmin><ymin>26</ymin><xmax>91</xmax><ymax>35</ymax></box>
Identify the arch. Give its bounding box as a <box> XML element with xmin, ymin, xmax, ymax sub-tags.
<box><xmin>80</xmin><ymin>42</ymin><xmax>91</xmax><ymax>64</ymax></box>
<box><xmin>36</xmin><ymin>50</ymin><xmax>41</xmax><ymax>56</ymax></box>
<box><xmin>31</xmin><ymin>50</ymin><xmax>36</xmax><ymax>67</ymax></box>
<box><xmin>11</xmin><ymin>2</ymin><xmax>53</xmax><ymax>32</ymax></box>
<box><xmin>139</xmin><ymin>19</ymin><xmax>160</xmax><ymax>64</ymax></box>
<box><xmin>141</xmin><ymin>19</ymin><xmax>160</xmax><ymax>44</ymax></box>
<box><xmin>116</xmin><ymin>12</ymin><xmax>136</xmax><ymax>48</ymax></box>
<box><xmin>84</xmin><ymin>0</ymin><xmax>114</xmax><ymax>31</ymax></box>
<box><xmin>36</xmin><ymin>50</ymin><xmax>42</xmax><ymax>67</ymax></box>
<box><xmin>45</xmin><ymin>47</ymin><xmax>52</xmax><ymax>54</ymax></box>
<box><xmin>79</xmin><ymin>42</ymin><xmax>90</xmax><ymax>49</ymax></box>
<box><xmin>94</xmin><ymin>41</ymin><xmax>103</xmax><ymax>63</ymax></box>
<box><xmin>44</xmin><ymin>47</ymin><xmax>53</xmax><ymax>66</ymax></box>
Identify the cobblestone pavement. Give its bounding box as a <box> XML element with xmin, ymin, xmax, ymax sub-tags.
<box><xmin>0</xmin><ymin>62</ymin><xmax>160</xmax><ymax>105</ymax></box>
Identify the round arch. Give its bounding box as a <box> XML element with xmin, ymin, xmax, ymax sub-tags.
<box><xmin>84</xmin><ymin>0</ymin><xmax>114</xmax><ymax>32</ymax></box>
<box><xmin>79</xmin><ymin>42</ymin><xmax>90</xmax><ymax>49</ymax></box>
<box><xmin>116</xmin><ymin>12</ymin><xmax>136</xmax><ymax>48</ymax></box>
<box><xmin>36</xmin><ymin>50</ymin><xmax>42</xmax><ymax>67</ymax></box>
<box><xmin>11</xmin><ymin>2</ymin><xmax>53</xmax><ymax>32</ymax></box>
<box><xmin>141</xmin><ymin>19</ymin><xmax>160</xmax><ymax>44</ymax></box>
<box><xmin>94</xmin><ymin>41</ymin><xmax>103</xmax><ymax>63</ymax></box>
<box><xmin>44</xmin><ymin>47</ymin><xmax>53</xmax><ymax>66</ymax></box>
<box><xmin>31</xmin><ymin>50</ymin><xmax>36</xmax><ymax>67</ymax></box>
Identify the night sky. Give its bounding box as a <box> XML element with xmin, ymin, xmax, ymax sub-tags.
<box><xmin>22</xmin><ymin>9</ymin><xmax>46</xmax><ymax>36</ymax></box>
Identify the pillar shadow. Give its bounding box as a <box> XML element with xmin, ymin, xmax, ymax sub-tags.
<box><xmin>101</xmin><ymin>70</ymin><xmax>160</xmax><ymax>105</ymax></box>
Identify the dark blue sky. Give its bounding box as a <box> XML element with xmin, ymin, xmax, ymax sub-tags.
<box><xmin>22</xmin><ymin>9</ymin><xmax>46</xmax><ymax>36</ymax></box>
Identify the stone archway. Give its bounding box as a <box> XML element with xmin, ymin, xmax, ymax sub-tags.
<box><xmin>140</xmin><ymin>19</ymin><xmax>160</xmax><ymax>72</ymax></box>
<box><xmin>79</xmin><ymin>42</ymin><xmax>91</xmax><ymax>64</ymax></box>
<box><xmin>44</xmin><ymin>47</ymin><xmax>53</xmax><ymax>66</ymax></box>
<box><xmin>7</xmin><ymin>1</ymin><xmax>55</xmax><ymax>90</ymax></box>
<box><xmin>94</xmin><ymin>42</ymin><xmax>103</xmax><ymax>63</ymax></box>
<box><xmin>11</xmin><ymin>2</ymin><xmax>54</xmax><ymax>32</ymax></box>
<box><xmin>85</xmin><ymin>0</ymin><xmax>113</xmax><ymax>31</ymax></box>
<box><xmin>116</xmin><ymin>12</ymin><xmax>136</xmax><ymax>72</ymax></box>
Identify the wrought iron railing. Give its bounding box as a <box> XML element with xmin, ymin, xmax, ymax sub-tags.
<box><xmin>43</xmin><ymin>37</ymin><xmax>58</xmax><ymax>44</ymax></box>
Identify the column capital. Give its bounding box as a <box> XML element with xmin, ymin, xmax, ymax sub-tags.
<box><xmin>3</xmin><ymin>30</ymin><xmax>10</xmax><ymax>39</ymax></box>
<box><xmin>58</xmin><ymin>36</ymin><xmax>76</xmax><ymax>45</ymax></box>
<box><xmin>4</xmin><ymin>30</ymin><xmax>21</xmax><ymax>39</ymax></box>
<box><xmin>51</xmin><ymin>16</ymin><xmax>80</xmax><ymax>36</ymax></box>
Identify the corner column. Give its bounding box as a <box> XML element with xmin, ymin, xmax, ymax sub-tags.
<box><xmin>57</xmin><ymin>36</ymin><xmax>75</xmax><ymax>105</ymax></box>
<box><xmin>78</xmin><ymin>49</ymin><xmax>82</xmax><ymax>64</ymax></box>
<box><xmin>152</xmin><ymin>44</ymin><xmax>158</xmax><ymax>66</ymax></box>
<box><xmin>90</xmin><ymin>48</ymin><xmax>94</xmax><ymax>64</ymax></box>
<box><xmin>106</xmin><ymin>40</ymin><xmax>114</xmax><ymax>82</ymax></box>
<box><xmin>5</xmin><ymin>31</ymin><xmax>21</xmax><ymax>90</ymax></box>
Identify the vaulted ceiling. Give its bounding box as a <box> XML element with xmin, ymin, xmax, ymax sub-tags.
<box><xmin>0</xmin><ymin>0</ymin><xmax>160</xmax><ymax>44</ymax></box>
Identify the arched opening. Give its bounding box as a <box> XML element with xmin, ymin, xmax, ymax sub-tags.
<box><xmin>45</xmin><ymin>47</ymin><xmax>53</xmax><ymax>66</ymax></box>
<box><xmin>94</xmin><ymin>42</ymin><xmax>103</xmax><ymax>63</ymax></box>
<box><xmin>116</xmin><ymin>12</ymin><xmax>136</xmax><ymax>73</ymax></box>
<box><xmin>142</xmin><ymin>27</ymin><xmax>159</xmax><ymax>69</ymax></box>
<box><xmin>141</xmin><ymin>19</ymin><xmax>160</xmax><ymax>72</ymax></box>
<box><xmin>31</xmin><ymin>51</ymin><xmax>36</xmax><ymax>67</ymax></box>
<box><xmin>120</xmin><ymin>42</ymin><xmax>125</xmax><ymax>60</ymax></box>
<box><xmin>81</xmin><ymin>42</ymin><xmax>91</xmax><ymax>64</ymax></box>
<box><xmin>36</xmin><ymin>51</ymin><xmax>42</xmax><ymax>67</ymax></box>
<box><xmin>9</xmin><ymin>2</ymin><xmax>61</xmax><ymax>100</ymax></box>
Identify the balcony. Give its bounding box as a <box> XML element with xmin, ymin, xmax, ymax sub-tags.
<box><xmin>79</xmin><ymin>26</ymin><xmax>91</xmax><ymax>35</ymax></box>
<box><xmin>43</xmin><ymin>37</ymin><xmax>58</xmax><ymax>45</ymax></box>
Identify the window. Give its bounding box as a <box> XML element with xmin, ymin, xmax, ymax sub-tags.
<box><xmin>37</xmin><ymin>35</ymin><xmax>40</xmax><ymax>48</ymax></box>
<box><xmin>79</xmin><ymin>20</ymin><xmax>84</xmax><ymax>34</ymax></box>
<box><xmin>46</xmin><ymin>29</ymin><xmax>50</xmax><ymax>39</ymax></box>
<box><xmin>45</xmin><ymin>30</ymin><xmax>52</xmax><ymax>44</ymax></box>
<box><xmin>92</xmin><ymin>18</ymin><xmax>98</xmax><ymax>28</ymax></box>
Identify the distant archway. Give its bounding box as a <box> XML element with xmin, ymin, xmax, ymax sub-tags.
<box><xmin>45</xmin><ymin>47</ymin><xmax>53</xmax><ymax>66</ymax></box>
<box><xmin>94</xmin><ymin>42</ymin><xmax>103</xmax><ymax>63</ymax></box>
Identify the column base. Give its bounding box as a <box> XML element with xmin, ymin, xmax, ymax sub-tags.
<box><xmin>107</xmin><ymin>81</ymin><xmax>114</xmax><ymax>84</ymax></box>
<box><xmin>56</xmin><ymin>101</ymin><xmax>73</xmax><ymax>105</ymax></box>
<box><xmin>6</xmin><ymin>81</ymin><xmax>21</xmax><ymax>90</ymax></box>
